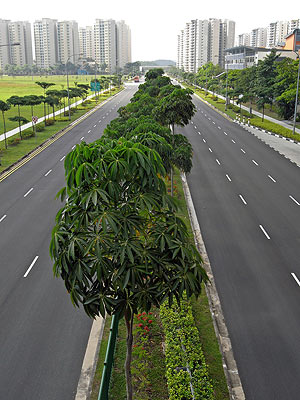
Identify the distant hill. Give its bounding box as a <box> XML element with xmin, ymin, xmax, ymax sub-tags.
<box><xmin>140</xmin><ymin>60</ymin><xmax>176</xmax><ymax>66</ymax></box>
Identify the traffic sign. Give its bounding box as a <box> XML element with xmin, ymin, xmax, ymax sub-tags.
<box><xmin>90</xmin><ymin>81</ymin><xmax>101</xmax><ymax>91</ymax></box>
<box><xmin>32</xmin><ymin>116</ymin><xmax>38</xmax><ymax>124</ymax></box>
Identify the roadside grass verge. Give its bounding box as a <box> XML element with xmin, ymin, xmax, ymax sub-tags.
<box><xmin>0</xmin><ymin>88</ymin><xmax>122</xmax><ymax>173</ymax></box>
<box><xmin>173</xmin><ymin>169</ymin><xmax>230</xmax><ymax>400</ymax></box>
<box><xmin>182</xmin><ymin>83</ymin><xmax>300</xmax><ymax>142</ymax></box>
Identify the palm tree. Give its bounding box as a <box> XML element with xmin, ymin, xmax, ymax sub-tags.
<box><xmin>0</xmin><ymin>100</ymin><xmax>11</xmax><ymax>149</ymax></box>
<box><xmin>23</xmin><ymin>95</ymin><xmax>42</xmax><ymax>134</ymax></box>
<box><xmin>35</xmin><ymin>81</ymin><xmax>55</xmax><ymax>125</ymax></box>
<box><xmin>45</xmin><ymin>96</ymin><xmax>59</xmax><ymax>121</ymax></box>
<box><xmin>7</xmin><ymin>96</ymin><xmax>25</xmax><ymax>139</ymax></box>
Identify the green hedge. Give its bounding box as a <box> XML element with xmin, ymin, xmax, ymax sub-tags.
<box><xmin>250</xmin><ymin>118</ymin><xmax>300</xmax><ymax>141</ymax></box>
<box><xmin>160</xmin><ymin>297</ymin><xmax>214</xmax><ymax>400</ymax></box>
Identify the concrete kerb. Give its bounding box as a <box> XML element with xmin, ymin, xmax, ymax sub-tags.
<box><xmin>0</xmin><ymin>88</ymin><xmax>124</xmax><ymax>180</ymax></box>
<box><xmin>181</xmin><ymin>172</ymin><xmax>245</xmax><ymax>400</ymax></box>
<box><xmin>75</xmin><ymin>316</ymin><xmax>106</xmax><ymax>400</ymax></box>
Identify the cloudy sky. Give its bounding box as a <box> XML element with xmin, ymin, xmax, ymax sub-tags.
<box><xmin>3</xmin><ymin>0</ymin><xmax>300</xmax><ymax>61</ymax></box>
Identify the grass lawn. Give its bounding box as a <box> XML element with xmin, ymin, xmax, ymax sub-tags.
<box><xmin>0</xmin><ymin>87</ymin><xmax>123</xmax><ymax>173</ymax></box>
<box><xmin>0</xmin><ymin>75</ymin><xmax>114</xmax><ymax>133</ymax></box>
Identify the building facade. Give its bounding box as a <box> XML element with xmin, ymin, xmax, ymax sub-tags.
<box><xmin>57</xmin><ymin>21</ymin><xmax>80</xmax><ymax>65</ymax></box>
<box><xmin>33</xmin><ymin>18</ymin><xmax>58</xmax><ymax>69</ymax></box>
<box><xmin>116</xmin><ymin>20</ymin><xmax>131</xmax><ymax>70</ymax></box>
<box><xmin>0</xmin><ymin>19</ymin><xmax>11</xmax><ymax>70</ymax></box>
<box><xmin>177</xmin><ymin>18</ymin><xmax>235</xmax><ymax>72</ymax></box>
<box><xmin>0</xmin><ymin>19</ymin><xmax>33</xmax><ymax>70</ymax></box>
<box><xmin>8</xmin><ymin>21</ymin><xmax>33</xmax><ymax>66</ymax></box>
<box><xmin>79</xmin><ymin>26</ymin><xmax>95</xmax><ymax>60</ymax></box>
<box><xmin>225</xmin><ymin>45</ymin><xmax>297</xmax><ymax>70</ymax></box>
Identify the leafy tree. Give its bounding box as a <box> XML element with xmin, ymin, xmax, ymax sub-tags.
<box><xmin>0</xmin><ymin>100</ymin><xmax>11</xmax><ymax>148</ymax></box>
<box><xmin>50</xmin><ymin>138</ymin><xmax>207</xmax><ymax>400</ymax></box>
<box><xmin>145</xmin><ymin>68</ymin><xmax>164</xmax><ymax>81</ymax></box>
<box><xmin>153</xmin><ymin>87</ymin><xmax>196</xmax><ymax>196</ymax></box>
<box><xmin>255</xmin><ymin>49</ymin><xmax>279</xmax><ymax>121</ymax></box>
<box><xmin>7</xmin><ymin>96</ymin><xmax>25</xmax><ymax>139</ymax></box>
<box><xmin>275</xmin><ymin>58</ymin><xmax>299</xmax><ymax>119</ymax></box>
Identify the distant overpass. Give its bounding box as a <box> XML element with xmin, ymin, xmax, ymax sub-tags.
<box><xmin>139</xmin><ymin>65</ymin><xmax>174</xmax><ymax>73</ymax></box>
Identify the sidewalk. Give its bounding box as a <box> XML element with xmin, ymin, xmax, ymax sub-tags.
<box><xmin>0</xmin><ymin>89</ymin><xmax>109</xmax><ymax>143</ymax></box>
<box><xmin>193</xmin><ymin>84</ymin><xmax>300</xmax><ymax>135</ymax></box>
<box><xmin>238</xmin><ymin>121</ymin><xmax>300</xmax><ymax>167</ymax></box>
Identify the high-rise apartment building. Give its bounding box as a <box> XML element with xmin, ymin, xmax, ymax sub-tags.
<box><xmin>116</xmin><ymin>20</ymin><xmax>131</xmax><ymax>70</ymax></box>
<box><xmin>0</xmin><ymin>19</ymin><xmax>11</xmax><ymax>70</ymax></box>
<box><xmin>8</xmin><ymin>21</ymin><xmax>33</xmax><ymax>66</ymax></box>
<box><xmin>250</xmin><ymin>28</ymin><xmax>267</xmax><ymax>47</ymax></box>
<box><xmin>94</xmin><ymin>19</ymin><xmax>117</xmax><ymax>73</ymax></box>
<box><xmin>57</xmin><ymin>20</ymin><xmax>80</xmax><ymax>64</ymax></box>
<box><xmin>177</xmin><ymin>18</ymin><xmax>235</xmax><ymax>72</ymax></box>
<box><xmin>0</xmin><ymin>19</ymin><xmax>33</xmax><ymax>70</ymax></box>
<box><xmin>79</xmin><ymin>26</ymin><xmax>94</xmax><ymax>60</ymax></box>
<box><xmin>238</xmin><ymin>33</ymin><xmax>250</xmax><ymax>46</ymax></box>
<box><xmin>34</xmin><ymin>18</ymin><xmax>58</xmax><ymax>69</ymax></box>
<box><xmin>195</xmin><ymin>20</ymin><xmax>209</xmax><ymax>70</ymax></box>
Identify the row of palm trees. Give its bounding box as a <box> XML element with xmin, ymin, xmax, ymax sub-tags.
<box><xmin>0</xmin><ymin>76</ymin><xmax>121</xmax><ymax>150</ymax></box>
<box><xmin>0</xmin><ymin>81</ymin><xmax>90</xmax><ymax>149</ymax></box>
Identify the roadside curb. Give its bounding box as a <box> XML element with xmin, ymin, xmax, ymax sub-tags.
<box><xmin>181</xmin><ymin>172</ymin><xmax>245</xmax><ymax>400</ymax></box>
<box><xmin>237</xmin><ymin>121</ymin><xmax>300</xmax><ymax>146</ymax></box>
<box><xmin>75</xmin><ymin>316</ymin><xmax>106</xmax><ymax>400</ymax></box>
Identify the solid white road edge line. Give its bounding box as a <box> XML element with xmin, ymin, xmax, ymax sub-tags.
<box><xmin>289</xmin><ymin>195</ymin><xmax>300</xmax><ymax>206</ymax></box>
<box><xmin>259</xmin><ymin>225</ymin><xmax>271</xmax><ymax>239</ymax></box>
<box><xmin>0</xmin><ymin>214</ymin><xmax>7</xmax><ymax>222</ymax></box>
<box><xmin>75</xmin><ymin>316</ymin><xmax>105</xmax><ymax>400</ymax></box>
<box><xmin>24</xmin><ymin>256</ymin><xmax>39</xmax><ymax>277</ymax></box>
<box><xmin>291</xmin><ymin>273</ymin><xmax>300</xmax><ymax>287</ymax></box>
<box><xmin>24</xmin><ymin>188</ymin><xmax>33</xmax><ymax>197</ymax></box>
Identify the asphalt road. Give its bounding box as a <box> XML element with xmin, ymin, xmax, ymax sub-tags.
<box><xmin>0</xmin><ymin>84</ymin><xmax>137</xmax><ymax>400</ymax></box>
<box><xmin>183</xmin><ymin>95</ymin><xmax>300</xmax><ymax>399</ymax></box>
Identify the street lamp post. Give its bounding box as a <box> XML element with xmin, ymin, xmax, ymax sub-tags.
<box><xmin>66</xmin><ymin>52</ymin><xmax>83</xmax><ymax>121</ymax></box>
<box><xmin>225</xmin><ymin>58</ymin><xmax>229</xmax><ymax>111</ymax></box>
<box><xmin>293</xmin><ymin>51</ymin><xmax>300</xmax><ymax>135</ymax></box>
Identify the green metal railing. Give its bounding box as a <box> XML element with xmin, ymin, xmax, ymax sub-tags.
<box><xmin>98</xmin><ymin>314</ymin><xmax>120</xmax><ymax>400</ymax></box>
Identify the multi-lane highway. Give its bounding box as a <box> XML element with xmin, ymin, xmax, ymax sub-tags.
<box><xmin>0</xmin><ymin>84</ymin><xmax>137</xmax><ymax>400</ymax></box>
<box><xmin>184</xmin><ymin>94</ymin><xmax>300</xmax><ymax>399</ymax></box>
<box><xmin>2</xmin><ymin>79</ymin><xmax>300</xmax><ymax>400</ymax></box>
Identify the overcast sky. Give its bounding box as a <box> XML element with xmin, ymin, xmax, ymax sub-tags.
<box><xmin>3</xmin><ymin>0</ymin><xmax>300</xmax><ymax>61</ymax></box>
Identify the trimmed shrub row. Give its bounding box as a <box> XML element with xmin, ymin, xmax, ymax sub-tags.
<box><xmin>160</xmin><ymin>297</ymin><xmax>214</xmax><ymax>400</ymax></box>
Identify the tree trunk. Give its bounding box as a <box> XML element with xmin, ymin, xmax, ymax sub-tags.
<box><xmin>250</xmin><ymin>99</ymin><xmax>253</xmax><ymax>116</ymax></box>
<box><xmin>18</xmin><ymin>104</ymin><xmax>22</xmax><ymax>139</ymax></box>
<box><xmin>31</xmin><ymin>106</ymin><xmax>34</xmax><ymax>133</ymax></box>
<box><xmin>124</xmin><ymin>310</ymin><xmax>134</xmax><ymax>400</ymax></box>
<box><xmin>52</xmin><ymin>105</ymin><xmax>55</xmax><ymax>121</ymax></box>
<box><xmin>171</xmin><ymin>123</ymin><xmax>175</xmax><ymax>197</ymax></box>
<box><xmin>2</xmin><ymin>112</ymin><xmax>7</xmax><ymax>149</ymax></box>
<box><xmin>262</xmin><ymin>105</ymin><xmax>264</xmax><ymax>122</ymax></box>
